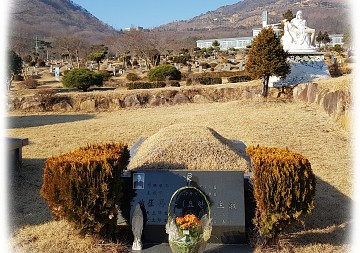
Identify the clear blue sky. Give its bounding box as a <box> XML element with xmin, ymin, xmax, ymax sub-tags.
<box><xmin>71</xmin><ymin>0</ymin><xmax>242</xmax><ymax>30</ymax></box>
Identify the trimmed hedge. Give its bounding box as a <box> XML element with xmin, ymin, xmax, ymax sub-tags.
<box><xmin>196</xmin><ymin>76</ymin><xmax>222</xmax><ymax>85</ymax></box>
<box><xmin>127</xmin><ymin>81</ymin><xmax>166</xmax><ymax>90</ymax></box>
<box><xmin>227</xmin><ymin>75</ymin><xmax>252</xmax><ymax>83</ymax></box>
<box><xmin>246</xmin><ymin>145</ymin><xmax>316</xmax><ymax>246</ymax></box>
<box><xmin>126</xmin><ymin>72</ymin><xmax>141</xmax><ymax>81</ymax></box>
<box><xmin>168</xmin><ymin>80</ymin><xmax>181</xmax><ymax>87</ymax></box>
<box><xmin>40</xmin><ymin>143</ymin><xmax>130</xmax><ymax>237</ymax></box>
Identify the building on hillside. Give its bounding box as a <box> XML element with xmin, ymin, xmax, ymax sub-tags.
<box><xmin>196</xmin><ymin>11</ymin><xmax>344</xmax><ymax>50</ymax></box>
<box><xmin>124</xmin><ymin>26</ymin><xmax>144</xmax><ymax>32</ymax></box>
<box><xmin>328</xmin><ymin>34</ymin><xmax>344</xmax><ymax>47</ymax></box>
<box><xmin>196</xmin><ymin>32</ymin><xmax>343</xmax><ymax>51</ymax></box>
<box><xmin>196</xmin><ymin>37</ymin><xmax>253</xmax><ymax>50</ymax></box>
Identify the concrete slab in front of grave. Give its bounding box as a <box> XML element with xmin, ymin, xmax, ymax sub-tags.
<box><xmin>126</xmin><ymin>170</ymin><xmax>246</xmax><ymax>244</ymax></box>
<box><xmin>135</xmin><ymin>243</ymin><xmax>253</xmax><ymax>253</ymax></box>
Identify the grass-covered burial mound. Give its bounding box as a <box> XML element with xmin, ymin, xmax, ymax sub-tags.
<box><xmin>128</xmin><ymin>124</ymin><xmax>249</xmax><ymax>171</ymax></box>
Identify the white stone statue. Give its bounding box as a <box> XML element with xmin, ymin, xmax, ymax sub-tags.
<box><xmin>282</xmin><ymin>10</ymin><xmax>316</xmax><ymax>52</ymax></box>
<box><xmin>131</xmin><ymin>204</ymin><xmax>144</xmax><ymax>251</ymax></box>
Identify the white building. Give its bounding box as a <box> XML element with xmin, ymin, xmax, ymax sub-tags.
<box><xmin>328</xmin><ymin>34</ymin><xmax>344</xmax><ymax>47</ymax></box>
<box><xmin>196</xmin><ymin>37</ymin><xmax>253</xmax><ymax>50</ymax></box>
<box><xmin>196</xmin><ymin>10</ymin><xmax>344</xmax><ymax>50</ymax></box>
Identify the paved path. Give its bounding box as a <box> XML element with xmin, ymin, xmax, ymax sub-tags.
<box><xmin>132</xmin><ymin>243</ymin><xmax>253</xmax><ymax>253</ymax></box>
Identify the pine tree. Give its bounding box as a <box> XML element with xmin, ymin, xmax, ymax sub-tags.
<box><xmin>7</xmin><ymin>50</ymin><xmax>23</xmax><ymax>90</ymax></box>
<box><xmin>282</xmin><ymin>9</ymin><xmax>295</xmax><ymax>21</ymax></box>
<box><xmin>322</xmin><ymin>31</ymin><xmax>331</xmax><ymax>46</ymax></box>
<box><xmin>245</xmin><ymin>27</ymin><xmax>290</xmax><ymax>97</ymax></box>
<box><xmin>316</xmin><ymin>31</ymin><xmax>323</xmax><ymax>47</ymax></box>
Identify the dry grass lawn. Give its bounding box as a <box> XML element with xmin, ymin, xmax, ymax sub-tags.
<box><xmin>7</xmin><ymin>89</ymin><xmax>352</xmax><ymax>252</ymax></box>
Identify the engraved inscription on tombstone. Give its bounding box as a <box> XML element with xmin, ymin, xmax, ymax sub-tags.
<box><xmin>169</xmin><ymin>187</ymin><xmax>209</xmax><ymax>219</ymax></box>
<box><xmin>128</xmin><ymin>170</ymin><xmax>247</xmax><ymax>244</ymax></box>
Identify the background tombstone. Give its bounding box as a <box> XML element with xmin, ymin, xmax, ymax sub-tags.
<box><xmin>54</xmin><ymin>67</ymin><xmax>60</xmax><ymax>81</ymax></box>
<box><xmin>239</xmin><ymin>61</ymin><xmax>243</xmax><ymax>71</ymax></box>
<box><xmin>188</xmin><ymin>64</ymin><xmax>192</xmax><ymax>73</ymax></box>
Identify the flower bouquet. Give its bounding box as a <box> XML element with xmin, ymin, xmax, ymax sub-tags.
<box><xmin>166</xmin><ymin>186</ymin><xmax>212</xmax><ymax>253</ymax></box>
<box><xmin>166</xmin><ymin>213</ymin><xmax>212</xmax><ymax>253</ymax></box>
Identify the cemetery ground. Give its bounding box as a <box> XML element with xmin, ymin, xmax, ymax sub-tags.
<box><xmin>7</xmin><ymin>73</ymin><xmax>352</xmax><ymax>252</ymax></box>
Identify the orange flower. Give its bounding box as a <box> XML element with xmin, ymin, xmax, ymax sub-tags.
<box><xmin>176</xmin><ymin>216</ymin><xmax>186</xmax><ymax>225</ymax></box>
<box><xmin>176</xmin><ymin>214</ymin><xmax>201</xmax><ymax>232</ymax></box>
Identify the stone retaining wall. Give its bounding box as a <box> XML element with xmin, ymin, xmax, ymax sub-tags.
<box><xmin>292</xmin><ymin>82</ymin><xmax>351</xmax><ymax>129</ymax></box>
<box><xmin>8</xmin><ymin>83</ymin><xmax>351</xmax><ymax>129</ymax></box>
<box><xmin>7</xmin><ymin>85</ymin><xmax>263</xmax><ymax>113</ymax></box>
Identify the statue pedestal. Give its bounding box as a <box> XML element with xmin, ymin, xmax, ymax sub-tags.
<box><xmin>286</xmin><ymin>48</ymin><xmax>318</xmax><ymax>54</ymax></box>
<box><xmin>269</xmin><ymin>52</ymin><xmax>330</xmax><ymax>87</ymax></box>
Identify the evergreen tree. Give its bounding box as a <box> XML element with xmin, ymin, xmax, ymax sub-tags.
<box><xmin>282</xmin><ymin>9</ymin><xmax>295</xmax><ymax>21</ymax></box>
<box><xmin>87</xmin><ymin>44</ymin><xmax>108</xmax><ymax>70</ymax></box>
<box><xmin>316</xmin><ymin>31</ymin><xmax>331</xmax><ymax>48</ymax></box>
<box><xmin>212</xmin><ymin>40</ymin><xmax>220</xmax><ymax>50</ymax></box>
<box><xmin>7</xmin><ymin>50</ymin><xmax>23</xmax><ymax>90</ymax></box>
<box><xmin>316</xmin><ymin>31</ymin><xmax>323</xmax><ymax>47</ymax></box>
<box><xmin>62</xmin><ymin>68</ymin><xmax>103</xmax><ymax>92</ymax></box>
<box><xmin>245</xmin><ymin>27</ymin><xmax>290</xmax><ymax>97</ymax></box>
<box><xmin>322</xmin><ymin>32</ymin><xmax>331</xmax><ymax>46</ymax></box>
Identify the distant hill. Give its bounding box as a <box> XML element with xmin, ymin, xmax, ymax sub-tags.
<box><xmin>155</xmin><ymin>0</ymin><xmax>350</xmax><ymax>38</ymax></box>
<box><xmin>8</xmin><ymin>0</ymin><xmax>350</xmax><ymax>54</ymax></box>
<box><xmin>9</xmin><ymin>0</ymin><xmax>120</xmax><ymax>50</ymax></box>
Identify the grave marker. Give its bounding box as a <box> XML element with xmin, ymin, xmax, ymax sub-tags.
<box><xmin>125</xmin><ymin>170</ymin><xmax>247</xmax><ymax>244</ymax></box>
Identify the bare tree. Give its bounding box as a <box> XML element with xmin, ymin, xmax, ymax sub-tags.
<box><xmin>53</xmin><ymin>36</ymin><xmax>89</xmax><ymax>67</ymax></box>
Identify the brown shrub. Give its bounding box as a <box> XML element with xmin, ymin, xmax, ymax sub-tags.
<box><xmin>19</xmin><ymin>78</ymin><xmax>40</xmax><ymax>89</ymax></box>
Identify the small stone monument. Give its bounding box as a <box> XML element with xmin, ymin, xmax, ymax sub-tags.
<box><xmin>132</xmin><ymin>203</ymin><xmax>144</xmax><ymax>251</ymax></box>
<box><xmin>188</xmin><ymin>64</ymin><xmax>192</xmax><ymax>73</ymax></box>
<box><xmin>54</xmin><ymin>67</ymin><xmax>60</xmax><ymax>82</ymax></box>
<box><xmin>239</xmin><ymin>61</ymin><xmax>243</xmax><ymax>71</ymax></box>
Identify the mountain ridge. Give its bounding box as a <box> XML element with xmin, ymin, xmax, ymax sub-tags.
<box><xmin>155</xmin><ymin>0</ymin><xmax>349</xmax><ymax>36</ymax></box>
<box><xmin>9</xmin><ymin>0</ymin><xmax>350</xmax><ymax>53</ymax></box>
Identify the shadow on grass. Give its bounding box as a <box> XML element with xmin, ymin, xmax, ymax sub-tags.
<box><xmin>9</xmin><ymin>158</ymin><xmax>52</xmax><ymax>230</ymax></box>
<box><xmin>7</xmin><ymin>114</ymin><xmax>95</xmax><ymax>129</ymax></box>
<box><xmin>285</xmin><ymin>176</ymin><xmax>352</xmax><ymax>247</ymax></box>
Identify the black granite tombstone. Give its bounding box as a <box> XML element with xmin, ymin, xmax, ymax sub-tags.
<box><xmin>125</xmin><ymin>170</ymin><xmax>248</xmax><ymax>244</ymax></box>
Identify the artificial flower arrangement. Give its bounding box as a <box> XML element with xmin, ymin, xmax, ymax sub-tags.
<box><xmin>166</xmin><ymin>213</ymin><xmax>212</xmax><ymax>253</ymax></box>
<box><xmin>166</xmin><ymin>187</ymin><xmax>212</xmax><ymax>253</ymax></box>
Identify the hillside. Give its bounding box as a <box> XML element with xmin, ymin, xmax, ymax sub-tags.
<box><xmin>8</xmin><ymin>0</ymin><xmax>351</xmax><ymax>53</ymax></box>
<box><xmin>155</xmin><ymin>0</ymin><xmax>350</xmax><ymax>38</ymax></box>
<box><xmin>9</xmin><ymin>0</ymin><xmax>120</xmax><ymax>48</ymax></box>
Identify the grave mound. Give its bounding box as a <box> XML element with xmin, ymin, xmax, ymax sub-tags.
<box><xmin>128</xmin><ymin>124</ymin><xmax>249</xmax><ymax>171</ymax></box>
